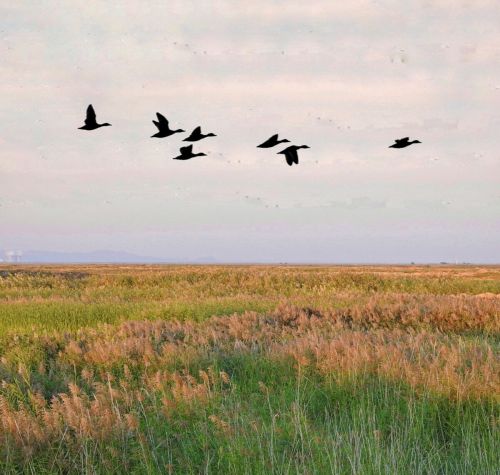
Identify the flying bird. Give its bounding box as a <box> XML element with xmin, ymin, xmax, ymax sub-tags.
<box><xmin>78</xmin><ymin>105</ymin><xmax>111</xmax><ymax>130</ymax></box>
<box><xmin>183</xmin><ymin>126</ymin><xmax>216</xmax><ymax>142</ymax></box>
<box><xmin>257</xmin><ymin>134</ymin><xmax>290</xmax><ymax>148</ymax></box>
<box><xmin>389</xmin><ymin>137</ymin><xmax>421</xmax><ymax>148</ymax></box>
<box><xmin>277</xmin><ymin>145</ymin><xmax>310</xmax><ymax>166</ymax></box>
<box><xmin>151</xmin><ymin>113</ymin><xmax>184</xmax><ymax>138</ymax></box>
<box><xmin>173</xmin><ymin>145</ymin><xmax>207</xmax><ymax>160</ymax></box>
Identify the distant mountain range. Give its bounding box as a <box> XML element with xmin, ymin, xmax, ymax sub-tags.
<box><xmin>1</xmin><ymin>250</ymin><xmax>217</xmax><ymax>264</ymax></box>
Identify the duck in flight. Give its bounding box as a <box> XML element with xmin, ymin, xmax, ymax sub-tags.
<box><xmin>257</xmin><ymin>134</ymin><xmax>290</xmax><ymax>148</ymax></box>
<box><xmin>78</xmin><ymin>105</ymin><xmax>111</xmax><ymax>130</ymax></box>
<box><xmin>173</xmin><ymin>145</ymin><xmax>207</xmax><ymax>160</ymax></box>
<box><xmin>389</xmin><ymin>137</ymin><xmax>421</xmax><ymax>148</ymax></box>
<box><xmin>183</xmin><ymin>126</ymin><xmax>216</xmax><ymax>142</ymax></box>
<box><xmin>151</xmin><ymin>113</ymin><xmax>185</xmax><ymax>138</ymax></box>
<box><xmin>277</xmin><ymin>145</ymin><xmax>310</xmax><ymax>166</ymax></box>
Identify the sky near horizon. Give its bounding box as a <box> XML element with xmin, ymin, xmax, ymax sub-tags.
<box><xmin>0</xmin><ymin>1</ymin><xmax>499</xmax><ymax>263</ymax></box>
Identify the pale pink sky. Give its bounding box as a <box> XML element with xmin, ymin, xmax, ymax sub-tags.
<box><xmin>0</xmin><ymin>1</ymin><xmax>499</xmax><ymax>262</ymax></box>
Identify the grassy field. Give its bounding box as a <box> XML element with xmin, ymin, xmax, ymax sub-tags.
<box><xmin>0</xmin><ymin>265</ymin><xmax>498</xmax><ymax>474</ymax></box>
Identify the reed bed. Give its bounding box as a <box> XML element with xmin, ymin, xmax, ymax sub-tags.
<box><xmin>0</xmin><ymin>265</ymin><xmax>498</xmax><ymax>473</ymax></box>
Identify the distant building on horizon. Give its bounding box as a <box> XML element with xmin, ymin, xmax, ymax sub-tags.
<box><xmin>4</xmin><ymin>250</ymin><xmax>23</xmax><ymax>263</ymax></box>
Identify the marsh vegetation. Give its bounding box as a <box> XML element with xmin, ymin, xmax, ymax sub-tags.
<box><xmin>0</xmin><ymin>265</ymin><xmax>498</xmax><ymax>473</ymax></box>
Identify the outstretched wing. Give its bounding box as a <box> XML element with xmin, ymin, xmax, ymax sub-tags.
<box><xmin>286</xmin><ymin>148</ymin><xmax>298</xmax><ymax>166</ymax></box>
<box><xmin>257</xmin><ymin>134</ymin><xmax>278</xmax><ymax>147</ymax></box>
<box><xmin>85</xmin><ymin>104</ymin><xmax>97</xmax><ymax>126</ymax></box>
<box><xmin>155</xmin><ymin>113</ymin><xmax>170</xmax><ymax>129</ymax></box>
<box><xmin>278</xmin><ymin>147</ymin><xmax>298</xmax><ymax>166</ymax></box>
<box><xmin>180</xmin><ymin>145</ymin><xmax>193</xmax><ymax>154</ymax></box>
<box><xmin>192</xmin><ymin>126</ymin><xmax>201</xmax><ymax>134</ymax></box>
<box><xmin>395</xmin><ymin>137</ymin><xmax>409</xmax><ymax>144</ymax></box>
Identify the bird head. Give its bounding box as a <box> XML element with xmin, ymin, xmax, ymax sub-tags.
<box><xmin>102</xmin><ymin>123</ymin><xmax>112</xmax><ymax>126</ymax></box>
<box><xmin>207</xmin><ymin>133</ymin><xmax>216</xmax><ymax>137</ymax></box>
<box><xmin>299</xmin><ymin>145</ymin><xmax>310</xmax><ymax>149</ymax></box>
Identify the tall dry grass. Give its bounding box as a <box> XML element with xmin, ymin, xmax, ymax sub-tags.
<box><xmin>0</xmin><ymin>265</ymin><xmax>498</xmax><ymax>472</ymax></box>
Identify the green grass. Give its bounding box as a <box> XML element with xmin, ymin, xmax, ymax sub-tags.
<box><xmin>2</xmin><ymin>354</ymin><xmax>497</xmax><ymax>474</ymax></box>
<box><xmin>0</xmin><ymin>265</ymin><xmax>499</xmax><ymax>336</ymax></box>
<box><xmin>0</xmin><ymin>299</ymin><xmax>276</xmax><ymax>336</ymax></box>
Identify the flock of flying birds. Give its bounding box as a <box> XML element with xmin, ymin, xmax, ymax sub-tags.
<box><xmin>79</xmin><ymin>104</ymin><xmax>422</xmax><ymax>166</ymax></box>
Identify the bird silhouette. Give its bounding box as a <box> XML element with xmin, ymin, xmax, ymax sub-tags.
<box><xmin>277</xmin><ymin>145</ymin><xmax>310</xmax><ymax>166</ymax></box>
<box><xmin>389</xmin><ymin>137</ymin><xmax>421</xmax><ymax>148</ymax></box>
<box><xmin>78</xmin><ymin>105</ymin><xmax>111</xmax><ymax>130</ymax></box>
<box><xmin>183</xmin><ymin>126</ymin><xmax>216</xmax><ymax>142</ymax></box>
<box><xmin>257</xmin><ymin>134</ymin><xmax>290</xmax><ymax>148</ymax></box>
<box><xmin>173</xmin><ymin>145</ymin><xmax>206</xmax><ymax>160</ymax></box>
<box><xmin>151</xmin><ymin>113</ymin><xmax>184</xmax><ymax>138</ymax></box>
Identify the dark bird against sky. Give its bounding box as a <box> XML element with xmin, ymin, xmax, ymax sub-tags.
<box><xmin>76</xmin><ymin>106</ymin><xmax>427</xmax><ymax>165</ymax></box>
<box><xmin>257</xmin><ymin>134</ymin><xmax>290</xmax><ymax>148</ymax></box>
<box><xmin>78</xmin><ymin>105</ymin><xmax>111</xmax><ymax>131</ymax></box>
<box><xmin>389</xmin><ymin>137</ymin><xmax>421</xmax><ymax>148</ymax></box>
<box><xmin>173</xmin><ymin>144</ymin><xmax>207</xmax><ymax>160</ymax></box>
<box><xmin>183</xmin><ymin>126</ymin><xmax>216</xmax><ymax>142</ymax></box>
<box><xmin>151</xmin><ymin>113</ymin><xmax>185</xmax><ymax>138</ymax></box>
<box><xmin>277</xmin><ymin>145</ymin><xmax>310</xmax><ymax>166</ymax></box>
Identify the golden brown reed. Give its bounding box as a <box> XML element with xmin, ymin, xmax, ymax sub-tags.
<box><xmin>0</xmin><ymin>366</ymin><xmax>228</xmax><ymax>454</ymax></box>
<box><xmin>0</xmin><ymin>265</ymin><xmax>498</xmax><ymax>458</ymax></box>
<box><xmin>36</xmin><ymin>301</ymin><xmax>500</xmax><ymax>403</ymax></box>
